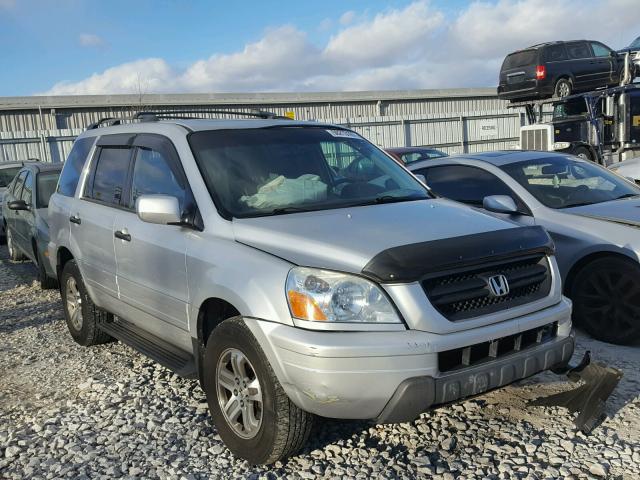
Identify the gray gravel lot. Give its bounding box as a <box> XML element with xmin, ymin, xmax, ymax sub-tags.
<box><xmin>0</xmin><ymin>245</ymin><xmax>638</xmax><ymax>479</ymax></box>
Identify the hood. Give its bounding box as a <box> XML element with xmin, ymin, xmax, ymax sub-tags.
<box><xmin>232</xmin><ymin>199</ymin><xmax>517</xmax><ymax>274</ymax></box>
<box><xmin>566</xmin><ymin>198</ymin><xmax>640</xmax><ymax>228</ymax></box>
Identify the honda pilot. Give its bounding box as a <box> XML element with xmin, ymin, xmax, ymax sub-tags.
<box><xmin>48</xmin><ymin>115</ymin><xmax>574</xmax><ymax>464</ymax></box>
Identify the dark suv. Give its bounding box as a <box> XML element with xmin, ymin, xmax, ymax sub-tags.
<box><xmin>498</xmin><ymin>40</ymin><xmax>623</xmax><ymax>101</ymax></box>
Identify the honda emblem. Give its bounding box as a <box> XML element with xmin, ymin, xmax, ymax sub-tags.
<box><xmin>488</xmin><ymin>274</ymin><xmax>510</xmax><ymax>297</ymax></box>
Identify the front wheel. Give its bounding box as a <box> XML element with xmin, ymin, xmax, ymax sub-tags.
<box><xmin>203</xmin><ymin>317</ymin><xmax>314</xmax><ymax>464</ymax></box>
<box><xmin>571</xmin><ymin>257</ymin><xmax>640</xmax><ymax>345</ymax></box>
<box><xmin>572</xmin><ymin>145</ymin><xmax>594</xmax><ymax>162</ymax></box>
<box><xmin>554</xmin><ymin>78</ymin><xmax>572</xmax><ymax>98</ymax></box>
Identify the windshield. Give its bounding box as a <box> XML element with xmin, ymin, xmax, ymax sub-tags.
<box><xmin>553</xmin><ymin>99</ymin><xmax>588</xmax><ymax>120</ymax></box>
<box><xmin>36</xmin><ymin>171</ymin><xmax>61</xmax><ymax>208</ymax></box>
<box><xmin>0</xmin><ymin>167</ymin><xmax>21</xmax><ymax>188</ymax></box>
<box><xmin>189</xmin><ymin>127</ymin><xmax>429</xmax><ymax>218</ymax></box>
<box><xmin>501</xmin><ymin>156</ymin><xmax>640</xmax><ymax>209</ymax></box>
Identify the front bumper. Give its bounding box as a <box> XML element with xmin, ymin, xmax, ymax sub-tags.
<box><xmin>244</xmin><ymin>297</ymin><xmax>573</xmax><ymax>421</ymax></box>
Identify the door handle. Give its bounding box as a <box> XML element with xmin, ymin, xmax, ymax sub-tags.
<box><xmin>114</xmin><ymin>229</ymin><xmax>131</xmax><ymax>242</ymax></box>
<box><xmin>69</xmin><ymin>215</ymin><xmax>81</xmax><ymax>225</ymax></box>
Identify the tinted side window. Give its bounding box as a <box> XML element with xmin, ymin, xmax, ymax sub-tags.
<box><xmin>37</xmin><ymin>172</ymin><xmax>61</xmax><ymax>208</ymax></box>
<box><xmin>20</xmin><ymin>172</ymin><xmax>33</xmax><ymax>205</ymax></box>
<box><xmin>566</xmin><ymin>42</ymin><xmax>591</xmax><ymax>59</ymax></box>
<box><xmin>131</xmin><ymin>148</ymin><xmax>186</xmax><ymax>210</ymax></box>
<box><xmin>544</xmin><ymin>45</ymin><xmax>567</xmax><ymax>62</ymax></box>
<box><xmin>58</xmin><ymin>136</ymin><xmax>95</xmax><ymax>197</ymax></box>
<box><xmin>89</xmin><ymin>147</ymin><xmax>132</xmax><ymax>206</ymax></box>
<box><xmin>417</xmin><ymin>165</ymin><xmax>513</xmax><ymax>205</ymax></box>
<box><xmin>591</xmin><ymin>42</ymin><xmax>611</xmax><ymax>57</ymax></box>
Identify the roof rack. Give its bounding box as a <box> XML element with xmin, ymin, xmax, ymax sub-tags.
<box><xmin>132</xmin><ymin>109</ymin><xmax>292</xmax><ymax>121</ymax></box>
<box><xmin>86</xmin><ymin>117</ymin><xmax>123</xmax><ymax>129</ymax></box>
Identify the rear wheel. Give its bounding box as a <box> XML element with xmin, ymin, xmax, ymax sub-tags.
<box><xmin>37</xmin><ymin>250</ymin><xmax>58</xmax><ymax>290</ymax></box>
<box><xmin>203</xmin><ymin>317</ymin><xmax>314</xmax><ymax>464</ymax></box>
<box><xmin>60</xmin><ymin>260</ymin><xmax>112</xmax><ymax>346</ymax></box>
<box><xmin>571</xmin><ymin>257</ymin><xmax>640</xmax><ymax>345</ymax></box>
<box><xmin>6</xmin><ymin>229</ymin><xmax>25</xmax><ymax>261</ymax></box>
<box><xmin>554</xmin><ymin>78</ymin><xmax>572</xmax><ymax>98</ymax></box>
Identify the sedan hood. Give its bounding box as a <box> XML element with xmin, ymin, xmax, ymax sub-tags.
<box><xmin>232</xmin><ymin>199</ymin><xmax>516</xmax><ymax>274</ymax></box>
<box><xmin>566</xmin><ymin>197</ymin><xmax>640</xmax><ymax>228</ymax></box>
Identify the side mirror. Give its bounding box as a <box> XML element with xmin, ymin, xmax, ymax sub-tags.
<box><xmin>8</xmin><ymin>199</ymin><xmax>30</xmax><ymax>211</ymax></box>
<box><xmin>483</xmin><ymin>195</ymin><xmax>519</xmax><ymax>214</ymax></box>
<box><xmin>136</xmin><ymin>195</ymin><xmax>181</xmax><ymax>225</ymax></box>
<box><xmin>414</xmin><ymin>173</ymin><xmax>427</xmax><ymax>184</ymax></box>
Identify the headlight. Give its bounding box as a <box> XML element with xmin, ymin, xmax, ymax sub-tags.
<box><xmin>286</xmin><ymin>267</ymin><xmax>401</xmax><ymax>323</ymax></box>
<box><xmin>552</xmin><ymin>142</ymin><xmax>571</xmax><ymax>150</ymax></box>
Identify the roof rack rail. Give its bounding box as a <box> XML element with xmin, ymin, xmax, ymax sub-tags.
<box><xmin>86</xmin><ymin>117</ymin><xmax>124</xmax><ymax>130</ymax></box>
<box><xmin>132</xmin><ymin>109</ymin><xmax>292</xmax><ymax>121</ymax></box>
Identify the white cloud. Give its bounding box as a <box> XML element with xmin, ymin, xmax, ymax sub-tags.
<box><xmin>39</xmin><ymin>0</ymin><xmax>640</xmax><ymax>96</ymax></box>
<box><xmin>79</xmin><ymin>33</ymin><xmax>106</xmax><ymax>48</ymax></box>
<box><xmin>339</xmin><ymin>10</ymin><xmax>356</xmax><ymax>26</ymax></box>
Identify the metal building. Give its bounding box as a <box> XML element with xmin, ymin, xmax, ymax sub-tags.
<box><xmin>0</xmin><ymin>88</ymin><xmax>525</xmax><ymax>163</ymax></box>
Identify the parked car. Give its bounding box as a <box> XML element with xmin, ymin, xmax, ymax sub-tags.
<box><xmin>48</xmin><ymin>116</ymin><xmax>574</xmax><ymax>464</ymax></box>
<box><xmin>618</xmin><ymin>36</ymin><xmax>640</xmax><ymax>55</ymax></box>
<box><xmin>609</xmin><ymin>156</ymin><xmax>640</xmax><ymax>184</ymax></box>
<box><xmin>0</xmin><ymin>160</ymin><xmax>39</xmax><ymax>243</ymax></box>
<box><xmin>498</xmin><ymin>40</ymin><xmax>624</xmax><ymax>101</ymax></box>
<box><xmin>3</xmin><ymin>162</ymin><xmax>61</xmax><ymax>288</ymax></box>
<box><xmin>385</xmin><ymin>147</ymin><xmax>448</xmax><ymax>165</ymax></box>
<box><xmin>409</xmin><ymin>150</ymin><xmax>640</xmax><ymax>345</ymax></box>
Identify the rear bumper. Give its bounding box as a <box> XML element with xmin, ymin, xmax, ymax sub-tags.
<box><xmin>497</xmin><ymin>80</ymin><xmax>553</xmax><ymax>100</ymax></box>
<box><xmin>244</xmin><ymin>297</ymin><xmax>573</xmax><ymax>421</ymax></box>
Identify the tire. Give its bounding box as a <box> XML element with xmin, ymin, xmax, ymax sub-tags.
<box><xmin>572</xmin><ymin>145</ymin><xmax>593</xmax><ymax>162</ymax></box>
<box><xmin>6</xmin><ymin>229</ymin><xmax>25</xmax><ymax>262</ymax></box>
<box><xmin>60</xmin><ymin>259</ymin><xmax>112</xmax><ymax>346</ymax></box>
<box><xmin>203</xmin><ymin>317</ymin><xmax>314</xmax><ymax>464</ymax></box>
<box><xmin>554</xmin><ymin>78</ymin><xmax>572</xmax><ymax>98</ymax></box>
<box><xmin>570</xmin><ymin>256</ymin><xmax>640</xmax><ymax>345</ymax></box>
<box><xmin>37</xmin><ymin>250</ymin><xmax>58</xmax><ymax>290</ymax></box>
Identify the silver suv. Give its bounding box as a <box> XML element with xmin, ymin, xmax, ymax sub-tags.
<box><xmin>48</xmin><ymin>114</ymin><xmax>574</xmax><ymax>464</ymax></box>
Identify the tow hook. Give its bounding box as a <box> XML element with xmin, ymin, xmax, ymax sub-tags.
<box><xmin>528</xmin><ymin>351</ymin><xmax>623</xmax><ymax>434</ymax></box>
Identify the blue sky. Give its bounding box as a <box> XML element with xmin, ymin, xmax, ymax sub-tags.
<box><xmin>0</xmin><ymin>0</ymin><xmax>637</xmax><ymax>96</ymax></box>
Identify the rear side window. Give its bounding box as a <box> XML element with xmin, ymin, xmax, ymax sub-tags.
<box><xmin>544</xmin><ymin>45</ymin><xmax>567</xmax><ymax>62</ymax></box>
<box><xmin>58</xmin><ymin>136</ymin><xmax>95</xmax><ymax>197</ymax></box>
<box><xmin>0</xmin><ymin>166</ymin><xmax>21</xmax><ymax>188</ymax></box>
<box><xmin>37</xmin><ymin>172</ymin><xmax>61</xmax><ymax>208</ymax></box>
<box><xmin>88</xmin><ymin>147</ymin><xmax>132</xmax><ymax>206</ymax></box>
<box><xmin>502</xmin><ymin>50</ymin><xmax>537</xmax><ymax>69</ymax></box>
<box><xmin>566</xmin><ymin>42</ymin><xmax>591</xmax><ymax>59</ymax></box>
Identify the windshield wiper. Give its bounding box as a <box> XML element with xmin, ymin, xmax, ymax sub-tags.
<box><xmin>373</xmin><ymin>194</ymin><xmax>425</xmax><ymax>204</ymax></box>
<box><xmin>269</xmin><ymin>206</ymin><xmax>315</xmax><ymax>215</ymax></box>
<box><xmin>612</xmin><ymin>193</ymin><xmax>640</xmax><ymax>200</ymax></box>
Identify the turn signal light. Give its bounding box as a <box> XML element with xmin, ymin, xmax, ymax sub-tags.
<box><xmin>287</xmin><ymin>291</ymin><xmax>327</xmax><ymax>321</ymax></box>
<box><xmin>535</xmin><ymin>65</ymin><xmax>546</xmax><ymax>80</ymax></box>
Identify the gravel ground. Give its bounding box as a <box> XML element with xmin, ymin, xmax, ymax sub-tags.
<box><xmin>0</xmin><ymin>245</ymin><xmax>638</xmax><ymax>480</ymax></box>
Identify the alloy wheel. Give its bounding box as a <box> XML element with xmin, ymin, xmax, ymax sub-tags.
<box><xmin>65</xmin><ymin>276</ymin><xmax>83</xmax><ymax>331</ymax></box>
<box><xmin>216</xmin><ymin>347</ymin><xmax>263</xmax><ymax>439</ymax></box>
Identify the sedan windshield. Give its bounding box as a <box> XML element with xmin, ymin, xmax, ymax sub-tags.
<box><xmin>501</xmin><ymin>156</ymin><xmax>640</xmax><ymax>209</ymax></box>
<box><xmin>189</xmin><ymin>127</ymin><xmax>429</xmax><ymax>218</ymax></box>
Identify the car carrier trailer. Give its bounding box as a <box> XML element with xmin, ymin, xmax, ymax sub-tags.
<box><xmin>509</xmin><ymin>52</ymin><xmax>640</xmax><ymax>165</ymax></box>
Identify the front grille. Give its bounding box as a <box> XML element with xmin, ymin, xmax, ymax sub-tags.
<box><xmin>438</xmin><ymin>322</ymin><xmax>558</xmax><ymax>373</ymax></box>
<box><xmin>422</xmin><ymin>254</ymin><xmax>551</xmax><ymax>321</ymax></box>
<box><xmin>521</xmin><ymin>128</ymin><xmax>549</xmax><ymax>151</ymax></box>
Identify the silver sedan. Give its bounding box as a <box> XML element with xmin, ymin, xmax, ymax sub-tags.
<box><xmin>409</xmin><ymin>150</ymin><xmax>640</xmax><ymax>345</ymax></box>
